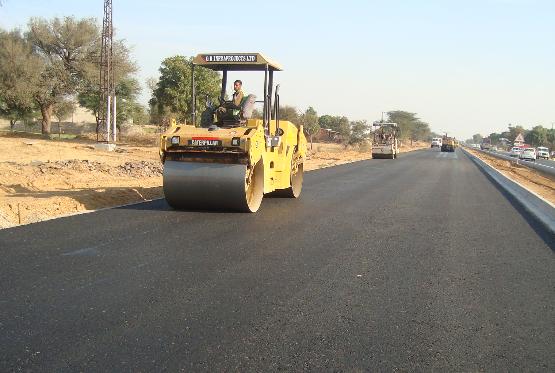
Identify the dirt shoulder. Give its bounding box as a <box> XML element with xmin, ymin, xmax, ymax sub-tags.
<box><xmin>0</xmin><ymin>133</ymin><xmax>427</xmax><ymax>229</ymax></box>
<box><xmin>465</xmin><ymin>148</ymin><xmax>555</xmax><ymax>205</ymax></box>
<box><xmin>0</xmin><ymin>134</ymin><xmax>163</xmax><ymax>229</ymax></box>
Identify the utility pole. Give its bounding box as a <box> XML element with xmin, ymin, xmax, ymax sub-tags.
<box><xmin>97</xmin><ymin>0</ymin><xmax>116</xmax><ymax>143</ymax></box>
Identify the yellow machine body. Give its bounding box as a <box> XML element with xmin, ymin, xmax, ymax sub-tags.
<box><xmin>161</xmin><ymin>119</ymin><xmax>306</xmax><ymax>193</ymax></box>
<box><xmin>441</xmin><ymin>136</ymin><xmax>456</xmax><ymax>152</ymax></box>
<box><xmin>160</xmin><ymin>119</ymin><xmax>306</xmax><ymax>212</ymax></box>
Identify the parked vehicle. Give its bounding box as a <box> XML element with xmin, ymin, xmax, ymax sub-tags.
<box><xmin>510</xmin><ymin>146</ymin><xmax>523</xmax><ymax>157</ymax></box>
<box><xmin>519</xmin><ymin>147</ymin><xmax>536</xmax><ymax>161</ymax></box>
<box><xmin>536</xmin><ymin>147</ymin><xmax>549</xmax><ymax>160</ymax></box>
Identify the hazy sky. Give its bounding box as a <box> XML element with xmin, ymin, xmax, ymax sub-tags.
<box><xmin>1</xmin><ymin>0</ymin><xmax>553</xmax><ymax>139</ymax></box>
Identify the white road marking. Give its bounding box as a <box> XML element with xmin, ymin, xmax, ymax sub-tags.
<box><xmin>62</xmin><ymin>247</ymin><xmax>99</xmax><ymax>256</ymax></box>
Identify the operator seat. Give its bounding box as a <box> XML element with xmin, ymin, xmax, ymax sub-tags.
<box><xmin>241</xmin><ymin>94</ymin><xmax>257</xmax><ymax>119</ymax></box>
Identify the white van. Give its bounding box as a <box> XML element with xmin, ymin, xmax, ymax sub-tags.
<box><xmin>431</xmin><ymin>138</ymin><xmax>442</xmax><ymax>148</ymax></box>
<box><xmin>536</xmin><ymin>147</ymin><xmax>549</xmax><ymax>160</ymax></box>
<box><xmin>510</xmin><ymin>146</ymin><xmax>523</xmax><ymax>157</ymax></box>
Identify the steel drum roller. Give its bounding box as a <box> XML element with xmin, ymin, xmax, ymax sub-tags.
<box><xmin>163</xmin><ymin>161</ymin><xmax>263</xmax><ymax>212</ymax></box>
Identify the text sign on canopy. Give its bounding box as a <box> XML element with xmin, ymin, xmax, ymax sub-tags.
<box><xmin>204</xmin><ymin>55</ymin><xmax>257</xmax><ymax>63</ymax></box>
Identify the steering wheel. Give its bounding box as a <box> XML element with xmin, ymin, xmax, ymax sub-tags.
<box><xmin>219</xmin><ymin>98</ymin><xmax>240</xmax><ymax>110</ymax></box>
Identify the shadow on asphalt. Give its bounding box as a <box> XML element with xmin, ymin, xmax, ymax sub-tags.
<box><xmin>115</xmin><ymin>198</ymin><xmax>251</xmax><ymax>214</ymax></box>
<box><xmin>470</xmin><ymin>158</ymin><xmax>555</xmax><ymax>251</ymax></box>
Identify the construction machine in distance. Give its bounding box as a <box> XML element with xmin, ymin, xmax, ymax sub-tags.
<box><xmin>480</xmin><ymin>137</ymin><xmax>492</xmax><ymax>150</ymax></box>
<box><xmin>159</xmin><ymin>53</ymin><xmax>307</xmax><ymax>212</ymax></box>
<box><xmin>372</xmin><ymin>122</ymin><xmax>400</xmax><ymax>159</ymax></box>
<box><xmin>441</xmin><ymin>134</ymin><xmax>456</xmax><ymax>152</ymax></box>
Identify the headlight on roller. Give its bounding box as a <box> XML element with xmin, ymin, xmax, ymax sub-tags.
<box><xmin>171</xmin><ymin>136</ymin><xmax>180</xmax><ymax>145</ymax></box>
<box><xmin>231</xmin><ymin>137</ymin><xmax>240</xmax><ymax>146</ymax></box>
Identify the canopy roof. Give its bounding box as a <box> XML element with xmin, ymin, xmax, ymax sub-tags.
<box><xmin>192</xmin><ymin>53</ymin><xmax>283</xmax><ymax>71</ymax></box>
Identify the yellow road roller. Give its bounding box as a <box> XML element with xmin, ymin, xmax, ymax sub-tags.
<box><xmin>159</xmin><ymin>53</ymin><xmax>307</xmax><ymax>212</ymax></box>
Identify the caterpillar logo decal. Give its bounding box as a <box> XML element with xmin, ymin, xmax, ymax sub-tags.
<box><xmin>188</xmin><ymin>137</ymin><xmax>222</xmax><ymax>146</ymax></box>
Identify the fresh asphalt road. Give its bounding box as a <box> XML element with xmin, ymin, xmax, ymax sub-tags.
<box><xmin>1</xmin><ymin>149</ymin><xmax>553</xmax><ymax>372</ymax></box>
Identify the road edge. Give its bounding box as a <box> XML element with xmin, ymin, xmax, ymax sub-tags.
<box><xmin>461</xmin><ymin>147</ymin><xmax>555</xmax><ymax>235</ymax></box>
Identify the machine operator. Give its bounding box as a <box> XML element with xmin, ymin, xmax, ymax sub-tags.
<box><xmin>217</xmin><ymin>80</ymin><xmax>244</xmax><ymax>118</ymax></box>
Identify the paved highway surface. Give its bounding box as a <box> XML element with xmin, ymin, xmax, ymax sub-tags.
<box><xmin>1</xmin><ymin>149</ymin><xmax>553</xmax><ymax>371</ymax></box>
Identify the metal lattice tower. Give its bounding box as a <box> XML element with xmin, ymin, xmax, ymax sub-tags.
<box><xmin>97</xmin><ymin>0</ymin><xmax>115</xmax><ymax>142</ymax></box>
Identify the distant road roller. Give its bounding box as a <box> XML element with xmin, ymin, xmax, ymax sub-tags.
<box><xmin>159</xmin><ymin>53</ymin><xmax>307</xmax><ymax>212</ymax></box>
<box><xmin>372</xmin><ymin>122</ymin><xmax>400</xmax><ymax>159</ymax></box>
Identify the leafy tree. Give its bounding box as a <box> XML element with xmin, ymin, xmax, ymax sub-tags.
<box><xmin>0</xmin><ymin>95</ymin><xmax>37</xmax><ymax>131</ymax></box>
<box><xmin>279</xmin><ymin>105</ymin><xmax>299</xmax><ymax>123</ymax></box>
<box><xmin>114</xmin><ymin>77</ymin><xmax>141</xmax><ymax>124</ymax></box>
<box><xmin>387</xmin><ymin>111</ymin><xmax>419</xmax><ymax>140</ymax></box>
<box><xmin>507</xmin><ymin>124</ymin><xmax>526</xmax><ymax>143</ymax></box>
<box><xmin>386</xmin><ymin>110</ymin><xmax>433</xmax><ymax>143</ymax></box>
<box><xmin>547</xmin><ymin>128</ymin><xmax>555</xmax><ymax>149</ymax></box>
<box><xmin>78</xmin><ymin>78</ymin><xmax>140</xmax><ymax>127</ymax></box>
<box><xmin>349</xmin><ymin>120</ymin><xmax>370</xmax><ymax>145</ymax></box>
<box><xmin>52</xmin><ymin>98</ymin><xmax>76</xmax><ymax>136</ymax></box>
<box><xmin>525</xmin><ymin>125</ymin><xmax>548</xmax><ymax>146</ymax></box>
<box><xmin>150</xmin><ymin>55</ymin><xmax>221</xmax><ymax>124</ymax></box>
<box><xmin>26</xmin><ymin>17</ymin><xmax>101</xmax><ymax>134</ymax></box>
<box><xmin>0</xmin><ymin>30</ymin><xmax>39</xmax><ymax>130</ymax></box>
<box><xmin>249</xmin><ymin>105</ymin><xmax>297</xmax><ymax>123</ymax></box>
<box><xmin>472</xmin><ymin>133</ymin><xmax>483</xmax><ymax>144</ymax></box>
<box><xmin>0</xmin><ymin>98</ymin><xmax>37</xmax><ymax>131</ymax></box>
<box><xmin>489</xmin><ymin>132</ymin><xmax>502</xmax><ymax>145</ymax></box>
<box><xmin>410</xmin><ymin>120</ymin><xmax>431</xmax><ymax>143</ymax></box>
<box><xmin>78</xmin><ymin>38</ymin><xmax>137</xmax><ymax>128</ymax></box>
<box><xmin>299</xmin><ymin>106</ymin><xmax>319</xmax><ymax>149</ymax></box>
<box><xmin>319</xmin><ymin>114</ymin><xmax>350</xmax><ymax>142</ymax></box>
<box><xmin>130</xmin><ymin>104</ymin><xmax>149</xmax><ymax>125</ymax></box>
<box><xmin>1</xmin><ymin>18</ymin><xmax>137</xmax><ymax>135</ymax></box>
<box><xmin>53</xmin><ymin>99</ymin><xmax>75</xmax><ymax>123</ymax></box>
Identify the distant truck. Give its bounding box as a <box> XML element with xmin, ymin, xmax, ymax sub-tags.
<box><xmin>480</xmin><ymin>138</ymin><xmax>492</xmax><ymax>150</ymax></box>
<box><xmin>372</xmin><ymin>122</ymin><xmax>399</xmax><ymax>159</ymax></box>
<box><xmin>441</xmin><ymin>135</ymin><xmax>455</xmax><ymax>152</ymax></box>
